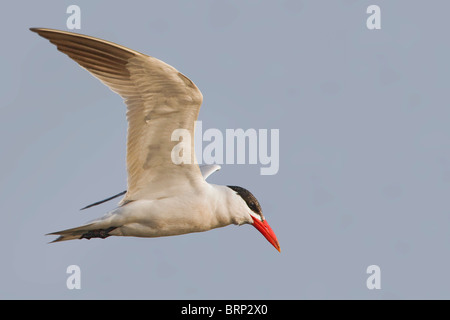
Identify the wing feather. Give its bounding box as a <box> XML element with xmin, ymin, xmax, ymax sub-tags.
<box><xmin>31</xmin><ymin>28</ymin><xmax>204</xmax><ymax>202</ymax></box>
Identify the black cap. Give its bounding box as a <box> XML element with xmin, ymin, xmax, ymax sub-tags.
<box><xmin>227</xmin><ymin>185</ymin><xmax>263</xmax><ymax>219</ymax></box>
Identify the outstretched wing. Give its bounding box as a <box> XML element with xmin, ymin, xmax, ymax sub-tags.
<box><xmin>31</xmin><ymin>28</ymin><xmax>204</xmax><ymax>202</ymax></box>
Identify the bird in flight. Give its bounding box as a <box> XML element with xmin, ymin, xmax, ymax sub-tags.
<box><xmin>31</xmin><ymin>28</ymin><xmax>280</xmax><ymax>252</ymax></box>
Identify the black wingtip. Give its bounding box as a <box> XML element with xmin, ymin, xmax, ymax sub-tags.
<box><xmin>79</xmin><ymin>204</ymin><xmax>95</xmax><ymax>211</ymax></box>
<box><xmin>80</xmin><ymin>190</ymin><xmax>127</xmax><ymax>211</ymax></box>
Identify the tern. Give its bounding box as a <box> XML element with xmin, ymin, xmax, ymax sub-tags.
<box><xmin>31</xmin><ymin>28</ymin><xmax>280</xmax><ymax>252</ymax></box>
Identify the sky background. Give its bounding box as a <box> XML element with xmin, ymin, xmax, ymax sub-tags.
<box><xmin>1</xmin><ymin>0</ymin><xmax>450</xmax><ymax>299</ymax></box>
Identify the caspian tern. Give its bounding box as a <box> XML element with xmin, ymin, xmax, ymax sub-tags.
<box><xmin>31</xmin><ymin>28</ymin><xmax>280</xmax><ymax>252</ymax></box>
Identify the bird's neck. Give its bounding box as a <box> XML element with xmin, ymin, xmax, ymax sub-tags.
<box><xmin>208</xmin><ymin>184</ymin><xmax>251</xmax><ymax>228</ymax></box>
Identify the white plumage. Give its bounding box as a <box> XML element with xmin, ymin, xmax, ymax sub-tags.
<box><xmin>31</xmin><ymin>28</ymin><xmax>280</xmax><ymax>251</ymax></box>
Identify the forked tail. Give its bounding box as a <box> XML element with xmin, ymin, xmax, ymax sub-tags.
<box><xmin>47</xmin><ymin>223</ymin><xmax>117</xmax><ymax>243</ymax></box>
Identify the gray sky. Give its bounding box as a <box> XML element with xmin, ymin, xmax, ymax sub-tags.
<box><xmin>1</xmin><ymin>0</ymin><xmax>450</xmax><ymax>299</ymax></box>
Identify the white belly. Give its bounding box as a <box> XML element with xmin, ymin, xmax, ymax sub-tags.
<box><xmin>102</xmin><ymin>197</ymin><xmax>218</xmax><ymax>238</ymax></box>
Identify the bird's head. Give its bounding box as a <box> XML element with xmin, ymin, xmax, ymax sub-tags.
<box><xmin>227</xmin><ymin>185</ymin><xmax>280</xmax><ymax>252</ymax></box>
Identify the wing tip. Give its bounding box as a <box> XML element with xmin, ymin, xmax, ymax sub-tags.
<box><xmin>29</xmin><ymin>27</ymin><xmax>49</xmax><ymax>34</ymax></box>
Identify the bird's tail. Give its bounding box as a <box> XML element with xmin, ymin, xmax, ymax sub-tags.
<box><xmin>47</xmin><ymin>223</ymin><xmax>117</xmax><ymax>243</ymax></box>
